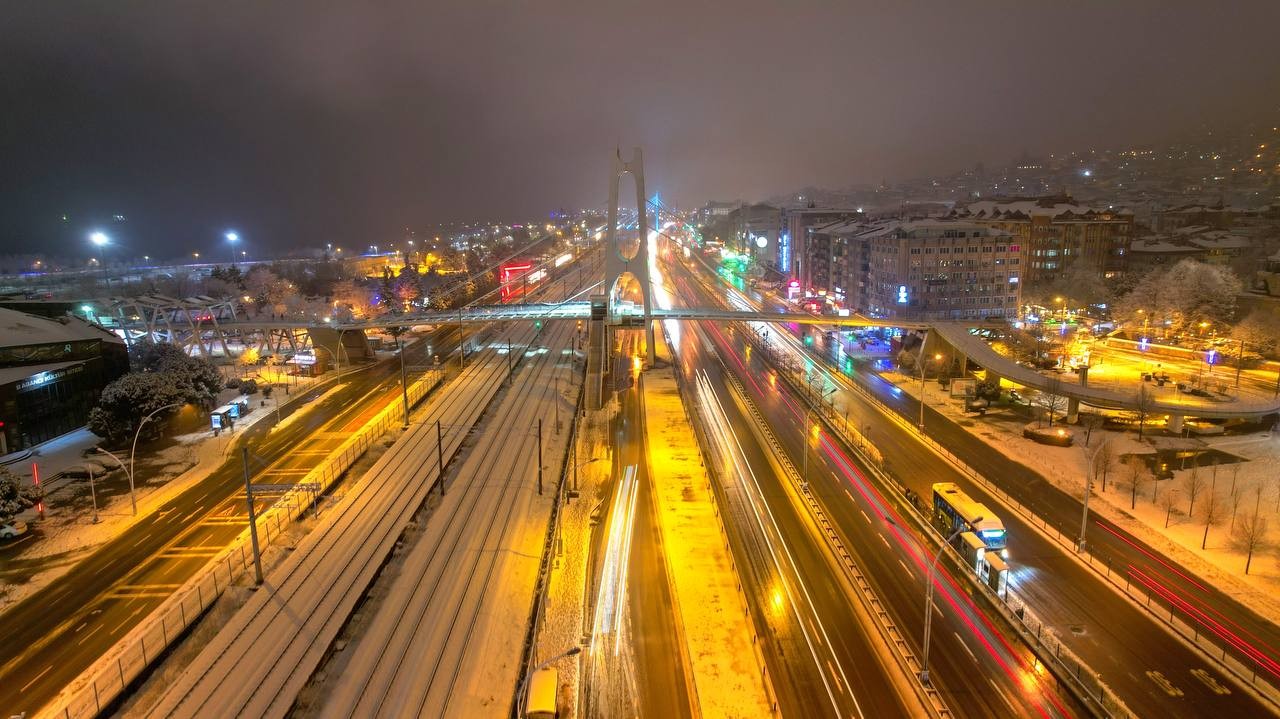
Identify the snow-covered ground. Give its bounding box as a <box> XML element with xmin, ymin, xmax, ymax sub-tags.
<box><xmin>881</xmin><ymin>367</ymin><xmax>1280</xmax><ymax>626</ymax></box>
<box><xmin>639</xmin><ymin>337</ymin><xmax>773</xmax><ymax>718</ymax></box>
<box><xmin>0</xmin><ymin>372</ymin><xmax>336</xmax><ymax>615</ymax></box>
<box><xmin>536</xmin><ymin>407</ymin><xmax>613</xmax><ymax>719</ymax></box>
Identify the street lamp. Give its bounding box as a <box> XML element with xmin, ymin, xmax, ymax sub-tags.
<box><xmin>921</xmin><ymin>519</ymin><xmax>981</xmax><ymax>685</ymax></box>
<box><xmin>517</xmin><ymin>646</ymin><xmax>582</xmax><ymax>716</ymax></box>
<box><xmin>803</xmin><ymin>386</ymin><xmax>837</xmax><ymax>492</ymax></box>
<box><xmin>106</xmin><ymin>402</ymin><xmax>186</xmax><ymax>516</ymax></box>
<box><xmin>919</xmin><ymin>353</ymin><xmax>943</xmax><ymax>430</ymax></box>
<box><xmin>89</xmin><ymin>231</ymin><xmax>112</xmax><ymax>289</ymax></box>
<box><xmin>225</xmin><ymin>231</ymin><xmax>239</xmax><ymax>266</ymax></box>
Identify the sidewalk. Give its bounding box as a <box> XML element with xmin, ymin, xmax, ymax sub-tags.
<box><xmin>639</xmin><ymin>335</ymin><xmax>773</xmax><ymax>718</ymax></box>
<box><xmin>0</xmin><ymin>371</ymin><xmax>337</xmax><ymax>615</ymax></box>
<box><xmin>880</xmin><ymin>366</ymin><xmax>1280</xmax><ymax>627</ymax></box>
<box><xmin>536</xmin><ymin>407</ymin><xmax>613</xmax><ymax>719</ymax></box>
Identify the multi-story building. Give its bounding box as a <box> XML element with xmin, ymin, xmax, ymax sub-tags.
<box><xmin>954</xmin><ymin>196</ymin><xmax>1133</xmax><ymax>282</ymax></box>
<box><xmin>803</xmin><ymin>219</ymin><xmax>1020</xmax><ymax>321</ymax></box>
<box><xmin>0</xmin><ymin>308</ymin><xmax>129</xmax><ymax>453</ymax></box>
<box><xmin>783</xmin><ymin>206</ymin><xmax>865</xmax><ymax>285</ymax></box>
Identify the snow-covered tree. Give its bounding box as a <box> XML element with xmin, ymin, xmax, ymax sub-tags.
<box><xmin>0</xmin><ymin>465</ymin><xmax>43</xmax><ymax>523</ymax></box>
<box><xmin>1114</xmin><ymin>260</ymin><xmax>1241</xmax><ymax>336</ymax></box>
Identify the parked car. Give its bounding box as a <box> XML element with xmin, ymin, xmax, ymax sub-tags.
<box><xmin>0</xmin><ymin>520</ymin><xmax>29</xmax><ymax>540</ymax></box>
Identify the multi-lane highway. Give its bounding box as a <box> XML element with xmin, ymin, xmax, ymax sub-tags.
<box><xmin>0</xmin><ymin>325</ymin><xmax>462</xmax><ymax>717</ymax></box>
<box><xmin>672</xmin><ymin>244</ymin><xmax>1280</xmax><ymax>717</ymax></box>
<box><xmin>665</xmin><ymin>257</ymin><xmax>1082</xmax><ymax>718</ymax></box>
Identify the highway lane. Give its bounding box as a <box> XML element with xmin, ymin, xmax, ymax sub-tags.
<box><xmin>675</xmin><ymin>251</ymin><xmax>1280</xmax><ymax>716</ymax></box>
<box><xmin>673</xmin><ymin>318</ymin><xmax>918</xmax><ymax>718</ymax></box>
<box><xmin>0</xmin><ymin>327</ymin><xmax>461</xmax><ymax>717</ymax></box>
<box><xmin>666</xmin><ymin>264</ymin><xmax>1080</xmax><ymax>719</ymax></box>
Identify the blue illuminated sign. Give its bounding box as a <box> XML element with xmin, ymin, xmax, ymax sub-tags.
<box><xmin>897</xmin><ymin>285</ymin><xmax>908</xmax><ymax>304</ymax></box>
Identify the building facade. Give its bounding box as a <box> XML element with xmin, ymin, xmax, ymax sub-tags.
<box><xmin>783</xmin><ymin>207</ymin><xmax>865</xmax><ymax>286</ymax></box>
<box><xmin>801</xmin><ymin>219</ymin><xmax>1021</xmax><ymax>320</ymax></box>
<box><xmin>0</xmin><ymin>309</ymin><xmax>129</xmax><ymax>454</ymax></box>
<box><xmin>954</xmin><ymin>196</ymin><xmax>1133</xmax><ymax>282</ymax></box>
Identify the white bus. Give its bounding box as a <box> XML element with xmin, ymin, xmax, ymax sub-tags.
<box><xmin>932</xmin><ymin>482</ymin><xmax>1007</xmax><ymax>557</ymax></box>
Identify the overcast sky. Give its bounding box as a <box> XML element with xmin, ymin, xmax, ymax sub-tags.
<box><xmin>2</xmin><ymin>1</ymin><xmax>1278</xmax><ymax>257</ymax></box>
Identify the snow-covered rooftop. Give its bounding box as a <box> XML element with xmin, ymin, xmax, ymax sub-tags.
<box><xmin>960</xmin><ymin>198</ymin><xmax>1132</xmax><ymax>220</ymax></box>
<box><xmin>1128</xmin><ymin>239</ymin><xmax>1204</xmax><ymax>254</ymax></box>
<box><xmin>0</xmin><ymin>307</ymin><xmax>122</xmax><ymax>349</ymax></box>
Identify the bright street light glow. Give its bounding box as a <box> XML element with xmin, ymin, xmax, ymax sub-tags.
<box><xmin>225</xmin><ymin>231</ymin><xmax>239</xmax><ymax>243</ymax></box>
<box><xmin>89</xmin><ymin>231</ymin><xmax>110</xmax><ymax>247</ymax></box>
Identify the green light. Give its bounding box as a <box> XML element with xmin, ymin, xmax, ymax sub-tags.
<box><xmin>804</xmin><ymin>335</ymin><xmax>813</xmax><ymax>345</ymax></box>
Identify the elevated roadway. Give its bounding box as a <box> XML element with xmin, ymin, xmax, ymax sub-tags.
<box><xmin>930</xmin><ymin>324</ymin><xmax>1280</xmax><ymax>423</ymax></box>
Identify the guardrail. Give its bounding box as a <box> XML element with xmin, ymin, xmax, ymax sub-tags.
<box><xmin>737</xmin><ymin>324</ymin><xmax>1129</xmax><ymax>717</ymax></box>
<box><xmin>672</xmin><ymin>350</ymin><xmax>780</xmax><ymax>717</ymax></box>
<box><xmin>41</xmin><ymin>368</ymin><xmax>445</xmax><ymax>719</ymax></box>
<box><xmin>746</xmin><ymin>323</ymin><xmax>1280</xmax><ymax>713</ymax></box>
<box><xmin>510</xmin><ymin>371</ymin><xmax>586</xmax><ymax>719</ymax></box>
<box><xmin>720</xmin><ymin>363</ymin><xmax>952</xmax><ymax>718</ymax></box>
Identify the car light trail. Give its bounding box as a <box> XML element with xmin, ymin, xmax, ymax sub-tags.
<box><xmin>675</xmin><ymin>260</ymin><xmax>1072</xmax><ymax>718</ymax></box>
<box><xmin>593</xmin><ymin>464</ymin><xmax>639</xmax><ymax>655</ymax></box>
<box><xmin>693</xmin><ymin>368</ymin><xmax>857</xmax><ymax>718</ymax></box>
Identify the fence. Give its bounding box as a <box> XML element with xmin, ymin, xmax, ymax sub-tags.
<box><xmin>740</xmin><ymin>325</ymin><xmax>1128</xmax><ymax>717</ymax></box>
<box><xmin>745</xmin><ymin>324</ymin><xmax>1280</xmax><ymax>713</ymax></box>
<box><xmin>42</xmin><ymin>369</ymin><xmax>444</xmax><ymax>719</ymax></box>
<box><xmin>672</xmin><ymin>351</ymin><xmax>780</xmax><ymax>717</ymax></box>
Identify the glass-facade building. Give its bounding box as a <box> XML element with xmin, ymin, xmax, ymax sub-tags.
<box><xmin>0</xmin><ymin>309</ymin><xmax>128</xmax><ymax>454</ymax></box>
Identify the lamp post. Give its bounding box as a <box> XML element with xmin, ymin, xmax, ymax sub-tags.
<box><xmin>225</xmin><ymin>231</ymin><xmax>239</xmax><ymax>266</ymax></box>
<box><xmin>921</xmin><ymin>520</ymin><xmax>981</xmax><ymax>685</ymax></box>
<box><xmin>919</xmin><ymin>353</ymin><xmax>943</xmax><ymax>430</ymax></box>
<box><xmin>803</xmin><ymin>386</ymin><xmax>837</xmax><ymax>492</ymax></box>
<box><xmin>517</xmin><ymin>646</ymin><xmax>582</xmax><ymax>715</ymax></box>
<box><xmin>89</xmin><ymin>231</ymin><xmax>111</xmax><ymax>290</ymax></box>
<box><xmin>124</xmin><ymin>402</ymin><xmax>185</xmax><ymax>516</ymax></box>
<box><xmin>87</xmin><ymin>465</ymin><xmax>100</xmax><ymax>524</ymax></box>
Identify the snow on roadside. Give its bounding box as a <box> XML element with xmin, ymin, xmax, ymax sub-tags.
<box><xmin>880</xmin><ymin>367</ymin><xmax>1280</xmax><ymax>627</ymax></box>
<box><xmin>641</xmin><ymin>337</ymin><xmax>773</xmax><ymax>719</ymax></box>
<box><xmin>0</xmin><ymin>375</ymin><xmax>338</xmax><ymax>615</ymax></box>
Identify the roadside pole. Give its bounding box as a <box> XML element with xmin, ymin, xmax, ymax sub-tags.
<box><xmin>242</xmin><ymin>447</ymin><xmax>264</xmax><ymax>585</ymax></box>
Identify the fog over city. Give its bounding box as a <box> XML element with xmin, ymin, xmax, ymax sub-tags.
<box><xmin>3</xmin><ymin>1</ymin><xmax>1279</xmax><ymax>254</ymax></box>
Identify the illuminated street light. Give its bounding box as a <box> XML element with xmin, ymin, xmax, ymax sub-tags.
<box><xmin>226</xmin><ymin>231</ymin><xmax>240</xmax><ymax>265</ymax></box>
<box><xmin>922</xmin><ymin>520</ymin><xmax>980</xmax><ymax>685</ymax></box>
<box><xmin>89</xmin><ymin>231</ymin><xmax>113</xmax><ymax>289</ymax></box>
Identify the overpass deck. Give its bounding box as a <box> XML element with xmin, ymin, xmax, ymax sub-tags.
<box><xmin>930</xmin><ymin>324</ymin><xmax>1280</xmax><ymax>420</ymax></box>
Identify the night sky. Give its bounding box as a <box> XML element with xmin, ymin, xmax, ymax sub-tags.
<box><xmin>2</xmin><ymin>1</ymin><xmax>1278</xmax><ymax>258</ymax></box>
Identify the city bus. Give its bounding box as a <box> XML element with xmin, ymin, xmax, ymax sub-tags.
<box><xmin>932</xmin><ymin>482</ymin><xmax>1007</xmax><ymax>557</ymax></box>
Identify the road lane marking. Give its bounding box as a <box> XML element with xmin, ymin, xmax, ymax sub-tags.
<box><xmin>953</xmin><ymin>632</ymin><xmax>978</xmax><ymax>663</ymax></box>
<box><xmin>898</xmin><ymin>559</ymin><xmax>913</xmax><ymax>581</ymax></box>
<box><xmin>74</xmin><ymin>622</ymin><xmax>86</xmax><ymax>633</ymax></box>
<box><xmin>859</xmin><ymin>509</ymin><xmax>870</xmax><ymax>523</ymax></box>
<box><xmin>20</xmin><ymin>664</ymin><xmax>53</xmax><ymax>693</ymax></box>
<box><xmin>1146</xmin><ymin>670</ymin><xmax>1184</xmax><ymax>697</ymax></box>
<box><xmin>878</xmin><ymin>534</ymin><xmax>891</xmax><ymax>549</ymax></box>
<box><xmin>1190</xmin><ymin>668</ymin><xmax>1231</xmax><ymax>695</ymax></box>
<box><xmin>131</xmin><ymin>533</ymin><xmax>151</xmax><ymax>548</ymax></box>
<box><xmin>75</xmin><ymin>624</ymin><xmax>102</xmax><ymax>647</ymax></box>
<box><xmin>111</xmin><ymin>606</ymin><xmax>145</xmax><ymax>634</ymax></box>
<box><xmin>828</xmin><ymin>660</ymin><xmax>845</xmax><ymax>693</ymax></box>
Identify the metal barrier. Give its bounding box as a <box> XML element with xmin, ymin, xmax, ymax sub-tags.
<box><xmin>746</xmin><ymin>323</ymin><xmax>1280</xmax><ymax>713</ymax></box>
<box><xmin>42</xmin><ymin>370</ymin><xmax>444</xmax><ymax>719</ymax></box>
<box><xmin>738</xmin><ymin>324</ymin><xmax>1128</xmax><ymax>717</ymax></box>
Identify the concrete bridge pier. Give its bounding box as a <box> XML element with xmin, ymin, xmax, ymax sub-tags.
<box><xmin>1168</xmin><ymin>413</ymin><xmax>1184</xmax><ymax>434</ymax></box>
<box><xmin>1067</xmin><ymin>397</ymin><xmax>1080</xmax><ymax>424</ymax></box>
